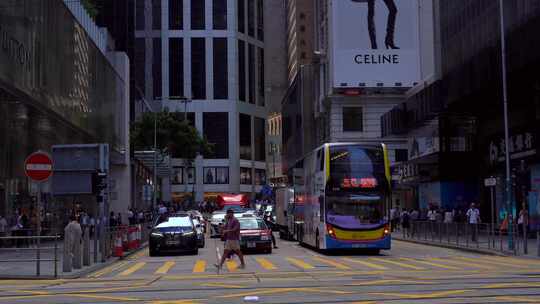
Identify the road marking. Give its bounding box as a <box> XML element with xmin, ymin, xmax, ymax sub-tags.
<box><xmin>192</xmin><ymin>260</ymin><xmax>206</xmax><ymax>273</ymax></box>
<box><xmin>481</xmin><ymin>282</ymin><xmax>540</xmax><ymax>289</ymax></box>
<box><xmin>118</xmin><ymin>262</ymin><xmax>146</xmax><ymax>276</ymax></box>
<box><xmin>312</xmin><ymin>257</ymin><xmax>351</xmax><ymax>270</ymax></box>
<box><xmin>286</xmin><ymin>257</ymin><xmax>315</xmax><ymax>270</ymax></box>
<box><xmin>429</xmin><ymin>257</ymin><xmax>494</xmax><ymax>270</ymax></box>
<box><xmin>495</xmin><ymin>296</ymin><xmax>540</xmax><ymax>302</ymax></box>
<box><xmin>484</xmin><ymin>256</ymin><xmax>540</xmax><ymax>267</ymax></box>
<box><xmin>399</xmin><ymin>257</ymin><xmax>460</xmax><ymax>270</ymax></box>
<box><xmin>217</xmin><ymin>287</ymin><xmax>351</xmax><ymax>299</ymax></box>
<box><xmin>369</xmin><ymin>289</ymin><xmax>471</xmax><ymax>299</ymax></box>
<box><xmin>226</xmin><ymin>260</ymin><xmax>238</xmax><ymax>272</ymax></box>
<box><xmin>370</xmin><ymin>258</ymin><xmax>425</xmax><ymax>270</ymax></box>
<box><xmin>454</xmin><ymin>256</ymin><xmax>528</xmax><ymax>268</ymax></box>
<box><xmin>70</xmin><ymin>294</ymin><xmax>141</xmax><ymax>301</ymax></box>
<box><xmin>147</xmin><ymin>300</ymin><xmax>201</xmax><ymax>304</ymax></box>
<box><xmin>88</xmin><ymin>261</ymin><xmax>128</xmax><ymax>278</ymax></box>
<box><xmin>348</xmin><ymin>279</ymin><xmax>435</xmax><ymax>286</ymax></box>
<box><xmin>341</xmin><ymin>258</ymin><xmax>388</xmax><ymax>270</ymax></box>
<box><xmin>200</xmin><ymin>282</ymin><xmax>246</xmax><ymax>288</ymax></box>
<box><xmin>155</xmin><ymin>261</ymin><xmax>176</xmax><ymax>274</ymax></box>
<box><xmin>256</xmin><ymin>258</ymin><xmax>277</xmax><ymax>270</ymax></box>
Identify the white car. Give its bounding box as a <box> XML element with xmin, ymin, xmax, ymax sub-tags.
<box><xmin>210</xmin><ymin>212</ymin><xmax>226</xmax><ymax>238</ymax></box>
<box><xmin>192</xmin><ymin>218</ymin><xmax>205</xmax><ymax>248</ymax></box>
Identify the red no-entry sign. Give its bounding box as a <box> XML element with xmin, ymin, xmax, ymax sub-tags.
<box><xmin>25</xmin><ymin>151</ymin><xmax>53</xmax><ymax>182</ymax></box>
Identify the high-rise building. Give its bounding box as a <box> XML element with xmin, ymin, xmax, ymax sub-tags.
<box><xmin>134</xmin><ymin>0</ymin><xmax>268</xmax><ymax>202</ymax></box>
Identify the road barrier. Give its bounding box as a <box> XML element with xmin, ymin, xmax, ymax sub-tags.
<box><xmin>398</xmin><ymin>221</ymin><xmax>539</xmax><ymax>257</ymax></box>
<box><xmin>0</xmin><ymin>235</ymin><xmax>60</xmax><ymax>277</ymax></box>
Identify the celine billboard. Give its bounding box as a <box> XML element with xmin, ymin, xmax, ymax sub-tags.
<box><xmin>330</xmin><ymin>0</ymin><xmax>420</xmax><ymax>88</ymax></box>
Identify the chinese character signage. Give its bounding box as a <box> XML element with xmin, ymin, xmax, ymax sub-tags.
<box><xmin>489</xmin><ymin>132</ymin><xmax>536</xmax><ymax>164</ymax></box>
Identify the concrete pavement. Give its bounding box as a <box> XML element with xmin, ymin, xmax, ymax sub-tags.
<box><xmin>1</xmin><ymin>235</ymin><xmax>540</xmax><ymax>303</ymax></box>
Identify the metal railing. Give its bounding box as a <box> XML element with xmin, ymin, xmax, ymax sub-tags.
<box><xmin>0</xmin><ymin>235</ymin><xmax>60</xmax><ymax>277</ymax></box>
<box><xmin>398</xmin><ymin>221</ymin><xmax>540</xmax><ymax>257</ymax></box>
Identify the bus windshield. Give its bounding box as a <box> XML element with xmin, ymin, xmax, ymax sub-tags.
<box><xmin>330</xmin><ymin>145</ymin><xmax>384</xmax><ymax>176</ymax></box>
<box><xmin>326</xmin><ymin>195</ymin><xmax>384</xmax><ymax>229</ymax></box>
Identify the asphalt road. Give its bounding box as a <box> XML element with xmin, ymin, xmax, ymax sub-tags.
<box><xmin>1</xmin><ymin>234</ymin><xmax>540</xmax><ymax>303</ymax></box>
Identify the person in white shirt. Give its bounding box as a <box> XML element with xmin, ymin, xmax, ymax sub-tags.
<box><xmin>466</xmin><ymin>203</ymin><xmax>481</xmax><ymax>241</ymax></box>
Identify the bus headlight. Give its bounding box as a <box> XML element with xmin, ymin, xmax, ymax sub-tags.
<box><xmin>326</xmin><ymin>224</ymin><xmax>336</xmax><ymax>238</ymax></box>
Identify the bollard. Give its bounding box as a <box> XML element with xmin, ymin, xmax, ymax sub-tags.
<box><xmin>100</xmin><ymin>224</ymin><xmax>106</xmax><ymax>263</ymax></box>
<box><xmin>537</xmin><ymin>230</ymin><xmax>540</xmax><ymax>257</ymax></box>
<box><xmin>94</xmin><ymin>227</ymin><xmax>98</xmax><ymax>263</ymax></box>
<box><xmin>63</xmin><ymin>233</ymin><xmax>72</xmax><ymax>273</ymax></box>
<box><xmin>54</xmin><ymin>236</ymin><xmax>58</xmax><ymax>278</ymax></box>
<box><xmin>523</xmin><ymin>225</ymin><xmax>528</xmax><ymax>255</ymax></box>
<box><xmin>73</xmin><ymin>236</ymin><xmax>82</xmax><ymax>269</ymax></box>
<box><xmin>83</xmin><ymin>230</ymin><xmax>90</xmax><ymax>266</ymax></box>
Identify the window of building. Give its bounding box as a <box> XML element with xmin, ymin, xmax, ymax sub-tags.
<box><xmin>191</xmin><ymin>0</ymin><xmax>205</xmax><ymax>30</ymax></box>
<box><xmin>254</xmin><ymin>117</ymin><xmax>265</xmax><ymax>161</ymax></box>
<box><xmin>237</xmin><ymin>0</ymin><xmax>245</xmax><ymax>33</ymax></box>
<box><xmin>213</xmin><ymin>38</ymin><xmax>228</xmax><ymax>99</ymax></box>
<box><xmin>169</xmin><ymin>38</ymin><xmax>183</xmax><ymax>98</ymax></box>
<box><xmin>255</xmin><ymin>169</ymin><xmax>266</xmax><ymax>185</ymax></box>
<box><xmin>203</xmin><ymin>112</ymin><xmax>229</xmax><ymax>159</ymax></box>
<box><xmin>257</xmin><ymin>48</ymin><xmax>264</xmax><ymax>105</ymax></box>
<box><xmin>169</xmin><ymin>0</ymin><xmax>183</xmax><ymax>30</ymax></box>
<box><xmin>152</xmin><ymin>0</ymin><xmax>161</xmax><ymax>30</ymax></box>
<box><xmin>342</xmin><ymin>107</ymin><xmax>363</xmax><ymax>132</ymax></box>
<box><xmin>240</xmin><ymin>167</ymin><xmax>252</xmax><ymax>184</ymax></box>
<box><xmin>247</xmin><ymin>0</ymin><xmax>255</xmax><ymax>37</ymax></box>
<box><xmin>238</xmin><ymin>40</ymin><xmax>246</xmax><ymax>102</ymax></box>
<box><xmin>152</xmin><ymin>38</ymin><xmax>162</xmax><ymax>99</ymax></box>
<box><xmin>257</xmin><ymin>0</ymin><xmax>264</xmax><ymax>40</ymax></box>
<box><xmin>239</xmin><ymin>113</ymin><xmax>252</xmax><ymax>160</ymax></box>
<box><xmin>191</xmin><ymin>38</ymin><xmax>206</xmax><ymax>99</ymax></box>
<box><xmin>136</xmin><ymin>0</ymin><xmax>145</xmax><ymax>30</ymax></box>
<box><xmin>134</xmin><ymin>38</ymin><xmax>146</xmax><ymax>95</ymax></box>
<box><xmin>186</xmin><ymin>167</ymin><xmax>195</xmax><ymax>184</ymax></box>
<box><xmin>172</xmin><ymin>167</ymin><xmax>183</xmax><ymax>184</ymax></box>
<box><xmin>248</xmin><ymin>44</ymin><xmax>255</xmax><ymax>104</ymax></box>
<box><xmin>204</xmin><ymin>167</ymin><xmax>229</xmax><ymax>184</ymax></box>
<box><xmin>213</xmin><ymin>0</ymin><xmax>227</xmax><ymax>30</ymax></box>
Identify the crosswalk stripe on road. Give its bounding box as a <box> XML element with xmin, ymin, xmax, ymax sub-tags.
<box><xmin>118</xmin><ymin>262</ymin><xmax>146</xmax><ymax>276</ymax></box>
<box><xmin>341</xmin><ymin>258</ymin><xmax>388</xmax><ymax>270</ymax></box>
<box><xmin>155</xmin><ymin>261</ymin><xmax>175</xmax><ymax>274</ymax></box>
<box><xmin>370</xmin><ymin>258</ymin><xmax>425</xmax><ymax>270</ymax></box>
<box><xmin>226</xmin><ymin>260</ymin><xmax>238</xmax><ymax>272</ymax></box>
<box><xmin>398</xmin><ymin>257</ymin><xmax>460</xmax><ymax>270</ymax></box>
<box><xmin>193</xmin><ymin>260</ymin><xmax>206</xmax><ymax>273</ymax></box>
<box><xmin>286</xmin><ymin>257</ymin><xmax>315</xmax><ymax>270</ymax></box>
<box><xmin>256</xmin><ymin>258</ymin><xmax>277</xmax><ymax>270</ymax></box>
<box><xmin>428</xmin><ymin>257</ymin><xmax>494</xmax><ymax>270</ymax></box>
<box><xmin>313</xmin><ymin>257</ymin><xmax>351</xmax><ymax>270</ymax></box>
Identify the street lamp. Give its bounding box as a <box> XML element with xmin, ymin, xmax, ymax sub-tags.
<box><xmin>498</xmin><ymin>0</ymin><xmax>513</xmax><ymax>250</ymax></box>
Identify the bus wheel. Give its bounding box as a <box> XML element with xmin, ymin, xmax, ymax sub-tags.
<box><xmin>315</xmin><ymin>230</ymin><xmax>320</xmax><ymax>249</ymax></box>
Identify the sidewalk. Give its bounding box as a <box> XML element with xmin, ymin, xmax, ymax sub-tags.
<box><xmin>392</xmin><ymin>229</ymin><xmax>540</xmax><ymax>258</ymax></box>
<box><xmin>0</xmin><ymin>239</ymin><xmax>144</xmax><ymax>279</ymax></box>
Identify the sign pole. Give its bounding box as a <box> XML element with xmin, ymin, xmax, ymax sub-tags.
<box><xmin>490</xmin><ymin>184</ymin><xmax>495</xmax><ymax>248</ymax></box>
<box><xmin>36</xmin><ymin>181</ymin><xmax>41</xmax><ymax>276</ymax></box>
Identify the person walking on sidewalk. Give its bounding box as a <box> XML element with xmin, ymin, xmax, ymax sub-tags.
<box><xmin>215</xmin><ymin>209</ymin><xmax>246</xmax><ymax>270</ymax></box>
<box><xmin>466</xmin><ymin>203</ymin><xmax>481</xmax><ymax>242</ymax></box>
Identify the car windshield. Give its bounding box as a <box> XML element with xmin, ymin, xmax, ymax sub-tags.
<box><xmin>239</xmin><ymin>219</ymin><xmax>267</xmax><ymax>230</ymax></box>
<box><xmin>223</xmin><ymin>205</ymin><xmax>245</xmax><ymax>213</ymax></box>
<box><xmin>211</xmin><ymin>213</ymin><xmax>226</xmax><ymax>221</ymax></box>
<box><xmin>155</xmin><ymin>216</ymin><xmax>193</xmax><ymax>228</ymax></box>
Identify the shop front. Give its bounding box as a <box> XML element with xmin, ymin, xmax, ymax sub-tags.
<box><xmin>0</xmin><ymin>0</ymin><xmax>126</xmax><ymax>231</ymax></box>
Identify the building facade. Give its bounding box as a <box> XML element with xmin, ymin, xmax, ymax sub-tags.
<box><xmin>0</xmin><ymin>0</ymin><xmax>130</xmax><ymax>229</ymax></box>
<box><xmin>134</xmin><ymin>0</ymin><xmax>268</xmax><ymax>202</ymax></box>
<box><xmin>381</xmin><ymin>0</ymin><xmax>540</xmax><ymax>229</ymax></box>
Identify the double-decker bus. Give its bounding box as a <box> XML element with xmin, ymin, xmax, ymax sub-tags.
<box><xmin>292</xmin><ymin>143</ymin><xmax>392</xmax><ymax>252</ymax></box>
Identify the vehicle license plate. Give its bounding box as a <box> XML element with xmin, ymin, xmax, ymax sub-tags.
<box><xmin>166</xmin><ymin>240</ymin><xmax>180</xmax><ymax>245</ymax></box>
<box><xmin>247</xmin><ymin>242</ymin><xmax>256</xmax><ymax>248</ymax></box>
<box><xmin>352</xmin><ymin>243</ymin><xmax>368</xmax><ymax>248</ymax></box>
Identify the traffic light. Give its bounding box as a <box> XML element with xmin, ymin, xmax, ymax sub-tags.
<box><xmin>92</xmin><ymin>170</ymin><xmax>107</xmax><ymax>194</ymax></box>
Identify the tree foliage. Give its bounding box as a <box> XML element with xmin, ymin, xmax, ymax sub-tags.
<box><xmin>81</xmin><ymin>0</ymin><xmax>99</xmax><ymax>19</ymax></box>
<box><xmin>130</xmin><ymin>111</ymin><xmax>212</xmax><ymax>159</ymax></box>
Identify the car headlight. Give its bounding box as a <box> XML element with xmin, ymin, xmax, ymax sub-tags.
<box><xmin>260</xmin><ymin>235</ymin><xmax>271</xmax><ymax>241</ymax></box>
<box><xmin>183</xmin><ymin>231</ymin><xmax>195</xmax><ymax>236</ymax></box>
<box><xmin>151</xmin><ymin>232</ymin><xmax>163</xmax><ymax>237</ymax></box>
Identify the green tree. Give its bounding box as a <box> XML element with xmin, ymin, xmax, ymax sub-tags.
<box><xmin>130</xmin><ymin>111</ymin><xmax>212</xmax><ymax>159</ymax></box>
<box><xmin>81</xmin><ymin>0</ymin><xmax>99</xmax><ymax>19</ymax></box>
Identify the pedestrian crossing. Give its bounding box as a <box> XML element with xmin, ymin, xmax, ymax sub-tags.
<box><xmin>90</xmin><ymin>255</ymin><xmax>540</xmax><ymax>278</ymax></box>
